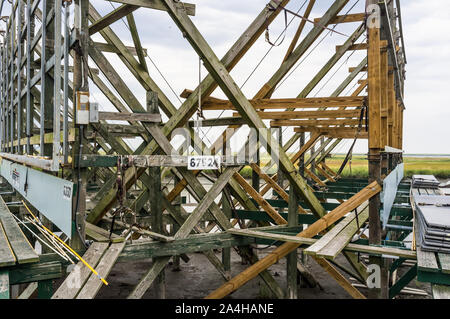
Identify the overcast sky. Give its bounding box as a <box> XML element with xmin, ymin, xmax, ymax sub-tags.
<box><xmin>93</xmin><ymin>0</ymin><xmax>448</xmax><ymax>155</ymax></box>
<box><xmin>1</xmin><ymin>0</ymin><xmax>448</xmax><ymax>155</ymax></box>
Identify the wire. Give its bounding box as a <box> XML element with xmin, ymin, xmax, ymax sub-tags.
<box><xmin>240</xmin><ymin>0</ymin><xmax>308</xmax><ymax>90</ymax></box>
<box><xmin>11</xmin><ymin>213</ymin><xmax>72</xmax><ymax>262</ymax></box>
<box><xmin>274</xmin><ymin>0</ymin><xmax>361</xmax><ymax>93</ymax></box>
<box><xmin>22</xmin><ymin>200</ymin><xmax>109</xmax><ymax>286</ymax></box>
<box><xmin>201</xmin><ymin>0</ymin><xmax>309</xmax><ymax>140</ymax></box>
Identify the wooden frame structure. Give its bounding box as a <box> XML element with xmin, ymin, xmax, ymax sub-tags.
<box><xmin>0</xmin><ymin>0</ymin><xmax>430</xmax><ymax>300</ymax></box>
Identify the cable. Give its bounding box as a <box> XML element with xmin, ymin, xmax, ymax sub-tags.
<box><xmin>22</xmin><ymin>200</ymin><xmax>109</xmax><ymax>285</ymax></box>
<box><xmin>202</xmin><ymin>0</ymin><xmax>309</xmax><ymax>140</ymax></box>
<box><xmin>11</xmin><ymin>213</ymin><xmax>72</xmax><ymax>262</ymax></box>
<box><xmin>274</xmin><ymin>0</ymin><xmax>361</xmax><ymax>93</ymax></box>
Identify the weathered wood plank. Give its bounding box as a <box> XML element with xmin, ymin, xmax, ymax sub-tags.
<box><xmin>98</xmin><ymin>111</ymin><xmax>161</xmax><ymax>122</ymax></box>
<box><xmin>85</xmin><ymin>222</ymin><xmax>124</xmax><ymax>243</ymax></box>
<box><xmin>432</xmin><ymin>284</ymin><xmax>450</xmax><ymax>299</ymax></box>
<box><xmin>17</xmin><ymin>282</ymin><xmax>38</xmax><ymax>299</ymax></box>
<box><xmin>52</xmin><ymin>242</ymin><xmax>109</xmax><ymax>299</ymax></box>
<box><xmin>0</xmin><ymin>221</ymin><xmax>16</xmax><ymax>267</ymax></box>
<box><xmin>206</xmin><ymin>182</ymin><xmax>382</xmax><ymax>299</ymax></box>
<box><xmin>76</xmin><ymin>242</ymin><xmax>126</xmax><ymax>299</ymax></box>
<box><xmin>437</xmin><ymin>253</ymin><xmax>450</xmax><ymax>275</ymax></box>
<box><xmin>227</xmin><ymin>229</ymin><xmax>416</xmax><ymax>259</ymax></box>
<box><xmin>313</xmin><ymin>256</ymin><xmax>366</xmax><ymax>299</ymax></box>
<box><xmin>0</xmin><ymin>197</ymin><xmax>38</xmax><ymax>264</ymax></box>
<box><xmin>307</xmin><ymin>204</ymin><xmax>369</xmax><ymax>260</ymax></box>
<box><xmin>201</xmin><ymin>96</ymin><xmax>365</xmax><ymax>110</ymax></box>
<box><xmin>109</xmin><ymin>0</ymin><xmax>196</xmax><ymax>16</ymax></box>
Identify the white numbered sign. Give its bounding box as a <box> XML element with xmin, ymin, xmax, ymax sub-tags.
<box><xmin>187</xmin><ymin>156</ymin><xmax>221</xmax><ymax>170</ymax></box>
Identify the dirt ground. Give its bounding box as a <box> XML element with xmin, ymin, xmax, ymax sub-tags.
<box><xmin>93</xmin><ymin>247</ymin><xmax>432</xmax><ymax>299</ymax></box>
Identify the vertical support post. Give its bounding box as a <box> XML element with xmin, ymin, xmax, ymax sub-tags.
<box><xmin>299</xmin><ymin>133</ymin><xmax>305</xmax><ymax>178</ymax></box>
<box><xmin>276</xmin><ymin>127</ymin><xmax>284</xmax><ymax>205</ymax></box>
<box><xmin>10</xmin><ymin>4</ymin><xmax>15</xmax><ymax>154</ymax></box>
<box><xmin>286</xmin><ymin>185</ymin><xmax>298</xmax><ymax>299</ymax></box>
<box><xmin>172</xmin><ymin>175</ymin><xmax>181</xmax><ymax>271</ymax></box>
<box><xmin>39</xmin><ymin>0</ymin><xmax>47</xmax><ymax>155</ymax></box>
<box><xmin>63</xmin><ymin>1</ymin><xmax>70</xmax><ymax>163</ymax></box>
<box><xmin>52</xmin><ymin>0</ymin><xmax>62</xmax><ymax>170</ymax></box>
<box><xmin>310</xmin><ymin>143</ymin><xmax>316</xmax><ymax>175</ymax></box>
<box><xmin>17</xmin><ymin>0</ymin><xmax>24</xmax><ymax>154</ymax></box>
<box><xmin>148</xmin><ymin>91</ymin><xmax>165</xmax><ymax>299</ymax></box>
<box><xmin>221</xmin><ymin>192</ymin><xmax>231</xmax><ymax>278</ymax></box>
<box><xmin>0</xmin><ymin>47</ymin><xmax>4</xmax><ymax>151</ymax></box>
<box><xmin>367</xmin><ymin>0</ymin><xmax>387</xmax><ymax>299</ymax></box>
<box><xmin>37</xmin><ymin>279</ymin><xmax>53</xmax><ymax>299</ymax></box>
<box><xmin>71</xmin><ymin>0</ymin><xmax>89</xmax><ymax>250</ymax></box>
<box><xmin>25</xmin><ymin>0</ymin><xmax>34</xmax><ymax>155</ymax></box>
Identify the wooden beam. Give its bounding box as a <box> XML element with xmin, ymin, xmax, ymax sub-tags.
<box><xmin>233</xmin><ymin>172</ymin><xmax>288</xmax><ymax>225</ymax></box>
<box><xmin>205</xmin><ymin>181</ymin><xmax>382</xmax><ymax>299</ymax></box>
<box><xmin>282</xmin><ymin>0</ymin><xmax>316</xmax><ymax>62</ymax></box>
<box><xmin>314</xmin><ymin>13</ymin><xmax>365</xmax><ymax>25</ymax></box>
<box><xmin>202</xmin><ymin>96</ymin><xmax>365</xmax><ymax>111</ymax></box>
<box><xmin>240</xmin><ymin>109</ymin><xmax>361</xmax><ymax>120</ymax></box>
<box><xmin>98</xmin><ymin>112</ymin><xmax>161</xmax><ymax>122</ymax></box>
<box><xmin>226</xmin><ymin>229</ymin><xmax>417</xmax><ymax>260</ymax></box>
<box><xmin>89</xmin><ymin>4</ymin><xmax>139</xmax><ymax>36</ymax></box>
<box><xmin>255</xmin><ymin>0</ymin><xmax>350</xmax><ymax>98</ymax></box>
<box><xmin>92</xmin><ymin>42</ymin><xmax>147</xmax><ymax>57</ymax></box>
<box><xmin>161</xmin><ymin>0</ymin><xmax>327</xmax><ymax>219</ymax></box>
<box><xmin>109</xmin><ymin>0</ymin><xmax>196</xmax><ymax>16</ymax></box>
<box><xmin>87</xmin><ymin>0</ymin><xmax>295</xmax><ymax>225</ymax></box>
<box><xmin>271</xmin><ymin>119</ymin><xmax>362</xmax><ymax>127</ymax></box>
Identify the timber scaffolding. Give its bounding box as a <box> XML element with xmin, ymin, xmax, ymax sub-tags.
<box><xmin>0</xmin><ymin>0</ymin><xmax>446</xmax><ymax>300</ymax></box>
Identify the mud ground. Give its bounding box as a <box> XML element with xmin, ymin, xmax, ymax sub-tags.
<box><xmin>93</xmin><ymin>247</ymin><xmax>432</xmax><ymax>299</ymax></box>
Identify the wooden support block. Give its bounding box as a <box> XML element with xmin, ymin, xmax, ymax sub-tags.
<box><xmin>0</xmin><ymin>270</ymin><xmax>9</xmax><ymax>299</ymax></box>
<box><xmin>416</xmin><ymin>245</ymin><xmax>439</xmax><ymax>273</ymax></box>
<box><xmin>85</xmin><ymin>222</ymin><xmax>125</xmax><ymax>243</ymax></box>
<box><xmin>437</xmin><ymin>253</ymin><xmax>450</xmax><ymax>274</ymax></box>
<box><xmin>432</xmin><ymin>284</ymin><xmax>450</xmax><ymax>299</ymax></box>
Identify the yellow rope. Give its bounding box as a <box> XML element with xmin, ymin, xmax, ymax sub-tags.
<box><xmin>22</xmin><ymin>200</ymin><xmax>108</xmax><ymax>285</ymax></box>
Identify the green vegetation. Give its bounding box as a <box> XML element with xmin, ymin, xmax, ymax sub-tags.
<box><xmin>238</xmin><ymin>155</ymin><xmax>450</xmax><ymax>179</ymax></box>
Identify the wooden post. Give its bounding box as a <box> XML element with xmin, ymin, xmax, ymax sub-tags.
<box><xmin>276</xmin><ymin>127</ymin><xmax>284</xmax><ymax>201</ymax></box>
<box><xmin>367</xmin><ymin>0</ymin><xmax>386</xmax><ymax>299</ymax></box>
<box><xmin>172</xmin><ymin>176</ymin><xmax>181</xmax><ymax>271</ymax></box>
<box><xmin>286</xmin><ymin>185</ymin><xmax>299</xmax><ymax>299</ymax></box>
<box><xmin>148</xmin><ymin>91</ymin><xmax>166</xmax><ymax>299</ymax></box>
<box><xmin>70</xmin><ymin>0</ymin><xmax>89</xmax><ymax>251</ymax></box>
<box><xmin>221</xmin><ymin>192</ymin><xmax>231</xmax><ymax>278</ymax></box>
<box><xmin>299</xmin><ymin>133</ymin><xmax>306</xmax><ymax>178</ymax></box>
